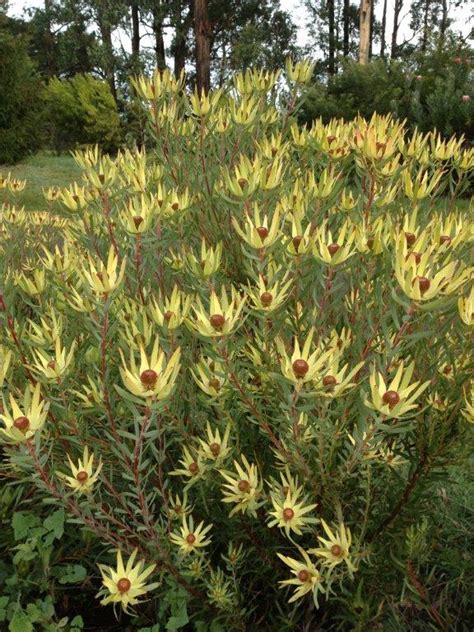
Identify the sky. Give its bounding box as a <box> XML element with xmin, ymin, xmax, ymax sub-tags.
<box><xmin>6</xmin><ymin>0</ymin><xmax>474</xmax><ymax>54</ymax></box>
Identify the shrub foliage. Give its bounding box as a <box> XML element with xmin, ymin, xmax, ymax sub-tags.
<box><xmin>0</xmin><ymin>28</ymin><xmax>44</xmax><ymax>164</ymax></box>
<box><xmin>0</xmin><ymin>62</ymin><xmax>473</xmax><ymax>630</ymax></box>
<box><xmin>43</xmin><ymin>74</ymin><xmax>121</xmax><ymax>153</ymax></box>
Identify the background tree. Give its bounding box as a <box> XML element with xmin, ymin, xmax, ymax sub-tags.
<box><xmin>0</xmin><ymin>25</ymin><xmax>44</xmax><ymax>162</ymax></box>
<box><xmin>194</xmin><ymin>0</ymin><xmax>210</xmax><ymax>92</ymax></box>
<box><xmin>359</xmin><ymin>0</ymin><xmax>372</xmax><ymax>64</ymax></box>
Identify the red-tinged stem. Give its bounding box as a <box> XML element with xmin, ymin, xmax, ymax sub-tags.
<box><xmin>7</xmin><ymin>316</ymin><xmax>36</xmax><ymax>384</ymax></box>
<box><xmin>101</xmin><ymin>191</ymin><xmax>119</xmax><ymax>258</ymax></box>
<box><xmin>25</xmin><ymin>440</ymin><xmax>205</xmax><ymax>599</ymax></box>
<box><xmin>99</xmin><ymin>305</ymin><xmax>121</xmax><ymax>450</ymax></box>
<box><xmin>135</xmin><ymin>232</ymin><xmax>145</xmax><ymax>304</ymax></box>
<box><xmin>133</xmin><ymin>406</ymin><xmax>154</xmax><ymax>531</ymax></box>
<box><xmin>367</xmin><ymin>452</ymin><xmax>428</xmax><ymax>542</ymax></box>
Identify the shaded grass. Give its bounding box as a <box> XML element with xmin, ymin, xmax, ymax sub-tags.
<box><xmin>0</xmin><ymin>152</ymin><xmax>81</xmax><ymax>212</ymax></box>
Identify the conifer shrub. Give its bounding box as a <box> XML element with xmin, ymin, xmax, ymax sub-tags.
<box><xmin>43</xmin><ymin>74</ymin><xmax>121</xmax><ymax>153</ymax></box>
<box><xmin>0</xmin><ymin>61</ymin><xmax>473</xmax><ymax>629</ymax></box>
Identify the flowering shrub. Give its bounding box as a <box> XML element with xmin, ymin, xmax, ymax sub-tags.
<box><xmin>0</xmin><ymin>61</ymin><xmax>473</xmax><ymax>629</ymax></box>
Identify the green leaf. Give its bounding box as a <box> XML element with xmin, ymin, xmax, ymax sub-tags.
<box><xmin>0</xmin><ymin>596</ymin><xmax>9</xmax><ymax>622</ymax></box>
<box><xmin>70</xmin><ymin>615</ymin><xmax>84</xmax><ymax>631</ymax></box>
<box><xmin>12</xmin><ymin>512</ymin><xmax>41</xmax><ymax>541</ymax></box>
<box><xmin>166</xmin><ymin>594</ymin><xmax>189</xmax><ymax>631</ymax></box>
<box><xmin>57</xmin><ymin>564</ymin><xmax>87</xmax><ymax>584</ymax></box>
<box><xmin>43</xmin><ymin>508</ymin><xmax>65</xmax><ymax>540</ymax></box>
<box><xmin>9</xmin><ymin>609</ymin><xmax>33</xmax><ymax>632</ymax></box>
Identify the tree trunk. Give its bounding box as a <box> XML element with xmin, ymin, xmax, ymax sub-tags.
<box><xmin>438</xmin><ymin>0</ymin><xmax>448</xmax><ymax>49</ymax></box>
<box><xmin>369</xmin><ymin>0</ymin><xmax>375</xmax><ymax>58</ymax></box>
<box><xmin>97</xmin><ymin>14</ymin><xmax>117</xmax><ymax>102</ymax></box>
<box><xmin>343</xmin><ymin>0</ymin><xmax>350</xmax><ymax>56</ymax></box>
<box><xmin>380</xmin><ymin>0</ymin><xmax>388</xmax><ymax>57</ymax></box>
<box><xmin>391</xmin><ymin>0</ymin><xmax>403</xmax><ymax>58</ymax></box>
<box><xmin>328</xmin><ymin>0</ymin><xmax>336</xmax><ymax>74</ymax></box>
<box><xmin>359</xmin><ymin>0</ymin><xmax>371</xmax><ymax>65</ymax></box>
<box><xmin>44</xmin><ymin>0</ymin><xmax>56</xmax><ymax>78</ymax></box>
<box><xmin>420</xmin><ymin>0</ymin><xmax>429</xmax><ymax>53</ymax></box>
<box><xmin>131</xmin><ymin>0</ymin><xmax>140</xmax><ymax>70</ymax></box>
<box><xmin>173</xmin><ymin>1</ymin><xmax>189</xmax><ymax>79</ymax></box>
<box><xmin>194</xmin><ymin>0</ymin><xmax>211</xmax><ymax>93</ymax></box>
<box><xmin>152</xmin><ymin>1</ymin><xmax>166</xmax><ymax>70</ymax></box>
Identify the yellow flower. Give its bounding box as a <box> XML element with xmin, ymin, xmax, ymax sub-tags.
<box><xmin>402</xmin><ymin>167</ymin><xmax>443</xmax><ymax>201</ymax></box>
<box><xmin>285</xmin><ymin>58</ymin><xmax>315</xmax><ymax>84</ymax></box>
<box><xmin>170</xmin><ymin>446</ymin><xmax>205</xmax><ymax>484</ymax></box>
<box><xmin>0</xmin><ymin>383</ymin><xmax>49</xmax><ymax>444</ymax></box>
<box><xmin>234</xmin><ymin>67</ymin><xmax>280</xmax><ymax>95</ymax></box>
<box><xmin>0</xmin><ymin>345</ymin><xmax>12</xmax><ymax>387</ymax></box>
<box><xmin>277</xmin><ymin>549</ymin><xmax>324</xmax><ymax>604</ymax></box>
<box><xmin>365</xmin><ymin>361</ymin><xmax>430</xmax><ymax>419</ymax></box>
<box><xmin>190</xmin><ymin>88</ymin><xmax>222</xmax><ymax>117</ymax></box>
<box><xmin>131</xmin><ymin>67</ymin><xmax>184</xmax><ymax>100</ymax></box>
<box><xmin>149</xmin><ymin>286</ymin><xmax>191</xmax><ymax>330</ymax></box>
<box><xmin>312</xmin><ymin>354</ymin><xmax>363</xmax><ymax>398</ymax></box>
<box><xmin>206</xmin><ymin>568</ymin><xmax>235</xmax><ymax>609</ymax></box>
<box><xmin>190</xmin><ymin>356</ymin><xmax>228</xmax><ymax>399</ymax></box>
<box><xmin>31</xmin><ymin>337</ymin><xmax>76</xmax><ymax>383</ymax></box>
<box><xmin>16</xmin><ymin>269</ymin><xmax>46</xmax><ymax>296</ymax></box>
<box><xmin>81</xmin><ymin>246</ymin><xmax>126</xmax><ymax>297</ymax></box>
<box><xmin>97</xmin><ymin>549</ymin><xmax>158</xmax><ymax>613</ymax></box>
<box><xmin>307</xmin><ymin>166</ymin><xmax>339</xmax><ymax>199</ymax></box>
<box><xmin>41</xmin><ymin>243</ymin><xmax>75</xmax><ymax>275</ymax></box>
<box><xmin>163</xmin><ymin>187</ymin><xmax>192</xmax><ymax>217</ymax></box>
<box><xmin>284</xmin><ymin>411</ymin><xmax>316</xmax><ymax>443</ymax></box>
<box><xmin>119</xmin><ymin>194</ymin><xmax>155</xmax><ymax>234</ymax></box>
<box><xmin>461</xmin><ymin>388</ymin><xmax>474</xmax><ymax>424</ymax></box>
<box><xmin>219</xmin><ymin>454</ymin><xmax>262</xmax><ymax>517</ymax></box>
<box><xmin>260</xmin><ymin>158</ymin><xmax>285</xmax><ymax>190</ymax></box>
<box><xmin>458</xmin><ymin>285</ymin><xmax>474</xmax><ymax>326</ymax></box>
<box><xmin>268</xmin><ymin>489</ymin><xmax>317</xmax><ymax>536</ymax></box>
<box><xmin>222</xmin><ymin>154</ymin><xmax>261</xmax><ymax>198</ymax></box>
<box><xmin>312</xmin><ymin>220</ymin><xmax>356</xmax><ymax>266</ymax></box>
<box><xmin>168</xmin><ymin>492</ymin><xmax>192</xmax><ymax>521</ymax></box>
<box><xmin>25</xmin><ymin>309</ymin><xmax>63</xmax><ymax>347</ymax></box>
<box><xmin>170</xmin><ymin>515</ymin><xmax>213</xmax><ymax>554</ymax></box>
<box><xmin>197</xmin><ymin>423</ymin><xmax>231</xmax><ymax>463</ymax></box>
<box><xmin>119</xmin><ymin>300</ymin><xmax>154</xmax><ymax>348</ymax></box>
<box><xmin>232</xmin><ymin>203</ymin><xmax>282</xmax><ymax>250</ymax></box>
<box><xmin>378</xmin><ymin>445</ymin><xmax>407</xmax><ymax>468</ymax></box>
<box><xmin>340</xmin><ymin>188</ymin><xmax>358</xmax><ymax>211</ymax></box>
<box><xmin>56</xmin><ymin>446</ymin><xmax>102</xmax><ymax>494</ymax></box>
<box><xmin>286</xmin><ymin>215</ymin><xmax>312</xmax><ymax>256</ymax></box>
<box><xmin>231</xmin><ymin>95</ymin><xmax>259</xmax><ymax>127</ymax></box>
<box><xmin>43</xmin><ymin>185</ymin><xmax>61</xmax><ymax>202</ymax></box>
<box><xmin>347</xmin><ymin>429</ymin><xmax>380</xmax><ymax>461</ymax></box>
<box><xmin>186</xmin><ymin>239</ymin><xmax>222</xmax><ymax>278</ymax></box>
<box><xmin>278</xmin><ymin>328</ymin><xmax>332</xmax><ymax>386</ymax></box>
<box><xmin>58</xmin><ymin>182</ymin><xmax>92</xmax><ymax>211</ymax></box>
<box><xmin>354</xmin><ymin>217</ymin><xmax>389</xmax><ymax>255</ymax></box>
<box><xmin>188</xmin><ymin>287</ymin><xmax>246</xmax><ymax>338</ymax></box>
<box><xmin>74</xmin><ymin>375</ymin><xmax>102</xmax><ymax>409</ymax></box>
<box><xmin>309</xmin><ymin>519</ymin><xmax>356</xmax><ymax>573</ymax></box>
<box><xmin>394</xmin><ymin>235</ymin><xmax>469</xmax><ymax>302</ymax></box>
<box><xmin>245</xmin><ymin>274</ymin><xmax>292</xmax><ymax>313</ymax></box>
<box><xmin>119</xmin><ymin>338</ymin><xmax>181</xmax><ymax>401</ymax></box>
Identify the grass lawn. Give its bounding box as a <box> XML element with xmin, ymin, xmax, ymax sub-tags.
<box><xmin>0</xmin><ymin>152</ymin><xmax>82</xmax><ymax>212</ymax></box>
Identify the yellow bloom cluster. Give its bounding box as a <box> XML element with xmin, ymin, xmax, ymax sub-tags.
<box><xmin>1</xmin><ymin>60</ymin><xmax>472</xmax><ymax>623</ymax></box>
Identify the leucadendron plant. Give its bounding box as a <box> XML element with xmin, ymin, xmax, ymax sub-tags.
<box><xmin>0</xmin><ymin>60</ymin><xmax>473</xmax><ymax>630</ymax></box>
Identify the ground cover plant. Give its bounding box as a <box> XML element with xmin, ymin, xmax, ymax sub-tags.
<box><xmin>0</xmin><ymin>62</ymin><xmax>473</xmax><ymax>630</ymax></box>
